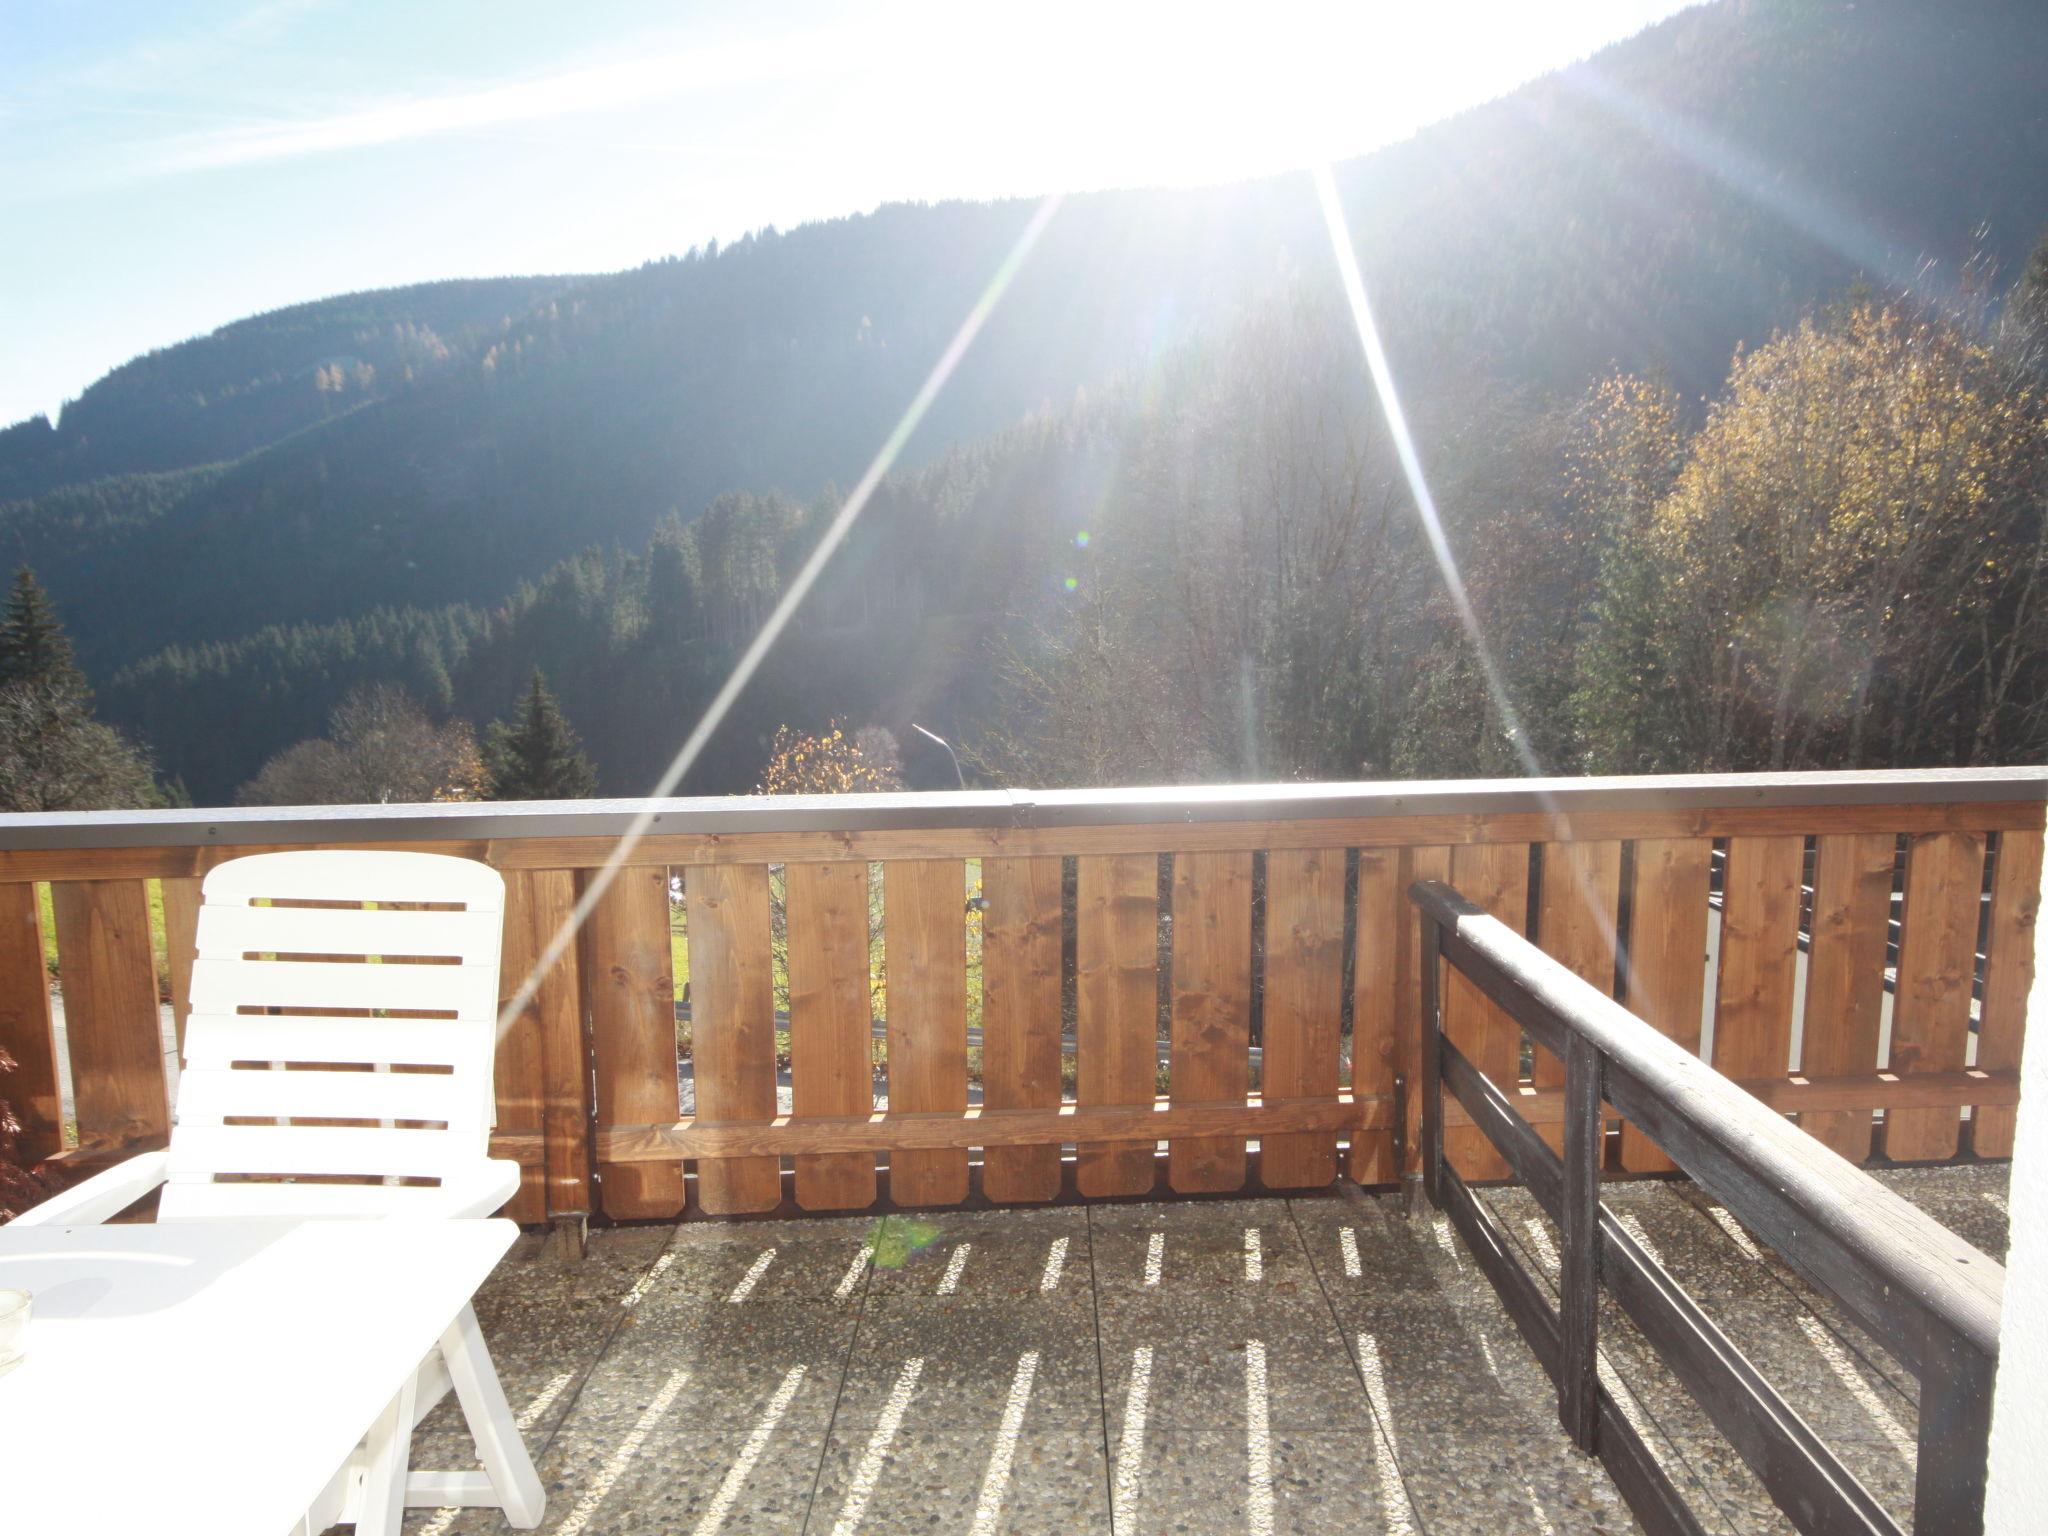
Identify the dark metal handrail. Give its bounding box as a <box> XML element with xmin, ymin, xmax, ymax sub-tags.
<box><xmin>1410</xmin><ymin>878</ymin><xmax>2005</xmax><ymax>1536</ymax></box>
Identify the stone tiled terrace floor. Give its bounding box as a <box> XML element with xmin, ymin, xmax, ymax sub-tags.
<box><xmin>392</xmin><ymin>1163</ymin><xmax>2009</xmax><ymax>1536</ymax></box>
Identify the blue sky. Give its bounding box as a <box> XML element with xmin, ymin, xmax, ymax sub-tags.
<box><xmin>0</xmin><ymin>1</ymin><xmax>1693</xmax><ymax>429</ymax></box>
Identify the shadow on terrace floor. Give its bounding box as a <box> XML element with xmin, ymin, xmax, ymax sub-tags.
<box><xmin>385</xmin><ymin>1163</ymin><xmax>2009</xmax><ymax>1536</ymax></box>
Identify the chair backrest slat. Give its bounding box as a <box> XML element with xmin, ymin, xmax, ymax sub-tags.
<box><xmin>165</xmin><ymin>1124</ymin><xmax>465</xmax><ymax>1181</ymax></box>
<box><xmin>197</xmin><ymin>904</ymin><xmax>501</xmax><ymax>959</ymax></box>
<box><xmin>189</xmin><ymin>957</ymin><xmax>489</xmax><ymax>1017</ymax></box>
<box><xmin>198</xmin><ymin>849</ymin><xmax>506</xmax><ymax>909</ymax></box>
<box><xmin>159</xmin><ymin>849</ymin><xmax>507</xmax><ymax>1222</ymax></box>
<box><xmin>179</xmin><ymin>1014</ymin><xmax>490</xmax><ymax>1071</ymax></box>
<box><xmin>175</xmin><ymin>1065</ymin><xmax>481</xmax><ymax>1130</ymax></box>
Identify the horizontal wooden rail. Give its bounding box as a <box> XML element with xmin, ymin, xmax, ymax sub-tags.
<box><xmin>47</xmin><ymin>1076</ymin><xmax>2033</xmax><ymax>1176</ymax></box>
<box><xmin>567</xmin><ymin>1065</ymin><xmax>2020</xmax><ymax>1169</ymax></box>
<box><xmin>1467</xmin><ymin>1068</ymin><xmax>2014</xmax><ymax>1122</ymax></box>
<box><xmin>599</xmin><ymin>1094</ymin><xmax>1372</xmax><ymax>1160</ymax></box>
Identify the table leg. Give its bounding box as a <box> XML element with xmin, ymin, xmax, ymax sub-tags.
<box><xmin>442</xmin><ymin>1302</ymin><xmax>547</xmax><ymax>1526</ymax></box>
<box><xmin>354</xmin><ymin>1370</ymin><xmax>420</xmax><ymax>1536</ymax></box>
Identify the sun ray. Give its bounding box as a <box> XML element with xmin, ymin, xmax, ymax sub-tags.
<box><xmin>1312</xmin><ymin>162</ymin><xmax>1628</xmax><ymax>958</ymax></box>
<box><xmin>492</xmin><ymin>194</ymin><xmax>1062</xmax><ymax>1046</ymax></box>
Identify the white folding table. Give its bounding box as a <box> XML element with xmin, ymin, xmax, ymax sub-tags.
<box><xmin>0</xmin><ymin>1217</ymin><xmax>524</xmax><ymax>1536</ymax></box>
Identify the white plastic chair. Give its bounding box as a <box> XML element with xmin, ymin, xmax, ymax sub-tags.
<box><xmin>14</xmin><ymin>849</ymin><xmax>544</xmax><ymax>1530</ymax></box>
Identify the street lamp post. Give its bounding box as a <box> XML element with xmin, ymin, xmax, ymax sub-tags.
<box><xmin>910</xmin><ymin>723</ymin><xmax>967</xmax><ymax>791</ymax></box>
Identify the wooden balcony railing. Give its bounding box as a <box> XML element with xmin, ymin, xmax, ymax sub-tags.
<box><xmin>0</xmin><ymin>768</ymin><xmax>2038</xmax><ymax>1231</ymax></box>
<box><xmin>1412</xmin><ymin>876</ymin><xmax>2005</xmax><ymax>1536</ymax></box>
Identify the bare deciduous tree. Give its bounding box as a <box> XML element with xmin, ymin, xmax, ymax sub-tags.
<box><xmin>239</xmin><ymin>684</ymin><xmax>487</xmax><ymax>805</ymax></box>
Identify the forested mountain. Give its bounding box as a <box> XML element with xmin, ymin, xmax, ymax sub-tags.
<box><xmin>0</xmin><ymin>277</ymin><xmax>578</xmax><ymax>502</ymax></box>
<box><xmin>13</xmin><ymin>0</ymin><xmax>2048</xmax><ymax>800</ymax></box>
<box><xmin>108</xmin><ymin>411</ymin><xmax>1129</xmax><ymax>798</ymax></box>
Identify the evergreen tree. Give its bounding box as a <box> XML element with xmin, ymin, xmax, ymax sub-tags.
<box><xmin>0</xmin><ymin>567</ymin><xmax>85</xmax><ymax>695</ymax></box>
<box><xmin>485</xmin><ymin>669</ymin><xmax>598</xmax><ymax>800</ymax></box>
<box><xmin>0</xmin><ymin>567</ymin><xmax>157</xmax><ymax>811</ymax></box>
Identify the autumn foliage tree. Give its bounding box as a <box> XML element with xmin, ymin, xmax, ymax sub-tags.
<box><xmin>756</xmin><ymin>722</ymin><xmax>904</xmax><ymax>794</ymax></box>
<box><xmin>1576</xmin><ymin>303</ymin><xmax>2048</xmax><ymax>771</ymax></box>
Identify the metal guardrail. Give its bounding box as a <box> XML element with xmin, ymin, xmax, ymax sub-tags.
<box><xmin>0</xmin><ymin>767</ymin><xmax>2039</xmax><ymax>851</ymax></box>
<box><xmin>1411</xmin><ymin>878</ymin><xmax>2005</xmax><ymax>1536</ymax></box>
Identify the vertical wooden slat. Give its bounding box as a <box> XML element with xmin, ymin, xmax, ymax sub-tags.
<box><xmin>1975</xmin><ymin>829</ymin><xmax>2042</xmax><ymax>1158</ymax></box>
<box><xmin>687</xmin><ymin>863</ymin><xmax>782</xmax><ymax>1214</ymax></box>
<box><xmin>1799</xmin><ymin>834</ymin><xmax>1896</xmax><ymax>1161</ymax></box>
<box><xmin>50</xmin><ymin>880</ymin><xmax>168</xmax><ymax>1149</ymax></box>
<box><xmin>1076</xmin><ymin>854</ymin><xmax>1159</xmax><ymax>1197</ymax></box>
<box><xmin>786</xmin><ymin>861</ymin><xmax>878</xmax><ymax>1211</ymax></box>
<box><xmin>161</xmin><ymin>877</ymin><xmax>200</xmax><ymax>1065</ymax></box>
<box><xmin>980</xmin><ymin>857</ymin><xmax>1064</xmax><ymax>1203</ymax></box>
<box><xmin>504</xmin><ymin>869</ymin><xmax>593</xmax><ymax>1222</ymax></box>
<box><xmin>493</xmin><ymin>874</ymin><xmax>549</xmax><ymax>1224</ymax></box>
<box><xmin>1619</xmin><ymin>839</ymin><xmax>1712</xmax><ymax>1172</ymax></box>
<box><xmin>0</xmin><ymin>883</ymin><xmax>60</xmax><ymax>1160</ymax></box>
<box><xmin>1532</xmin><ymin>841</ymin><xmax>1622</xmax><ymax>1154</ymax></box>
<box><xmin>1442</xmin><ymin>843</ymin><xmax>1528</xmax><ymax>1180</ymax></box>
<box><xmin>1347</xmin><ymin>848</ymin><xmax>1405</xmax><ymax>1184</ymax></box>
<box><xmin>1261</xmin><ymin>849</ymin><xmax>1345</xmax><ymax>1189</ymax></box>
<box><xmin>1712</xmin><ymin>836</ymin><xmax>1805</xmax><ymax>1086</ymax></box>
<box><xmin>1167</xmin><ymin>851</ymin><xmax>1252</xmax><ymax>1194</ymax></box>
<box><xmin>1351</xmin><ymin>847</ymin><xmax>1400</xmax><ymax>1187</ymax></box>
<box><xmin>1887</xmin><ymin>831</ymin><xmax>1987</xmax><ymax>1162</ymax></box>
<box><xmin>883</xmin><ymin>859</ymin><xmax>969</xmax><ymax>1207</ymax></box>
<box><xmin>534</xmin><ymin>869</ymin><xmax>593</xmax><ymax>1221</ymax></box>
<box><xmin>581</xmin><ymin>866</ymin><xmax>684</xmax><ymax>1220</ymax></box>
